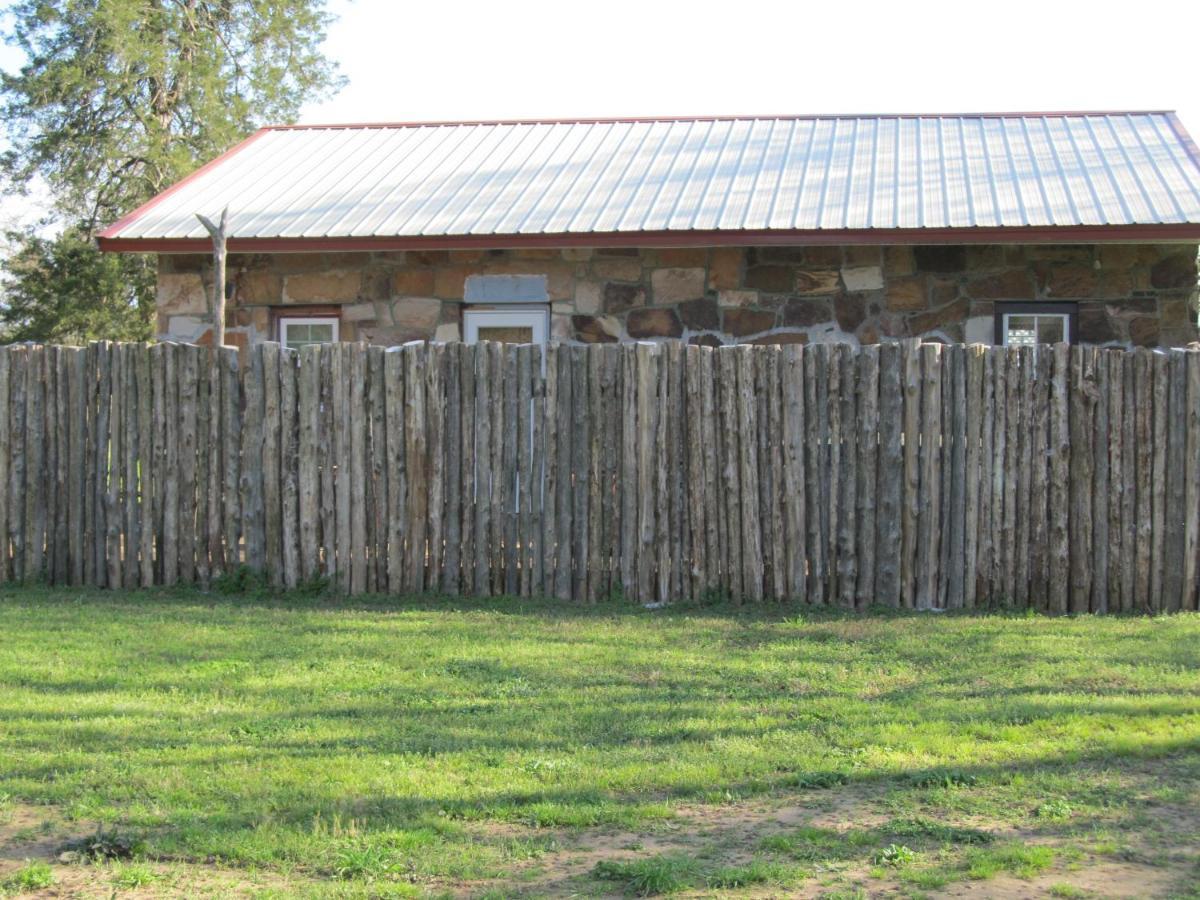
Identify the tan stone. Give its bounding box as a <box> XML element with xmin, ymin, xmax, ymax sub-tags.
<box><xmin>709</xmin><ymin>247</ymin><xmax>743</xmax><ymax>290</ymax></box>
<box><xmin>392</xmin><ymin>268</ymin><xmax>436</xmax><ymax>296</ymax></box>
<box><xmin>575</xmin><ymin>281</ymin><xmax>603</xmax><ymax>315</ymax></box>
<box><xmin>841</xmin><ymin>266</ymin><xmax>884</xmax><ymax>292</ymax></box>
<box><xmin>284</xmin><ymin>270</ymin><xmax>360</xmax><ymax>303</ymax></box>
<box><xmin>512</xmin><ymin>247</ymin><xmax>560</xmax><ymax>260</ymax></box>
<box><xmin>433</xmin><ymin>266</ymin><xmax>470</xmax><ymax>299</ymax></box>
<box><xmin>237</xmin><ymin>270</ymin><xmax>282</xmax><ymax>305</ymax></box>
<box><xmin>1037</xmin><ymin>264</ymin><xmax>1098</xmax><ymax>298</ymax></box>
<box><xmin>551</xmin><ymin>300</ymin><xmax>576</xmax><ymax>315</ymax></box>
<box><xmin>390</xmin><ymin>297</ymin><xmax>441</xmax><ymax>332</ymax></box>
<box><xmin>342</xmin><ymin>302</ymin><xmax>380</xmax><ymax>323</ymax></box>
<box><xmin>885</xmin><ymin>276</ymin><xmax>927</xmax><ymax>311</ymax></box>
<box><xmin>908</xmin><ymin>298</ymin><xmax>969</xmax><ymax>336</ymax></box>
<box><xmin>561</xmin><ymin>248</ymin><xmax>594</xmax><ymax>262</ymax></box>
<box><xmin>650</xmin><ymin>267</ymin><xmax>706</xmax><ymax>305</ymax></box>
<box><xmin>158</xmin><ymin>272</ymin><xmax>208</xmax><ymax>315</ymax></box>
<box><xmin>1129</xmin><ymin>316</ymin><xmax>1160</xmax><ymax>347</ymax></box>
<box><xmin>357</xmin><ymin>326</ymin><xmax>423</xmax><ymax>347</ymax></box>
<box><xmin>746</xmin><ymin>330</ymin><xmax>808</xmax><ymax>345</ymax></box>
<box><xmin>793</xmin><ymin>270</ymin><xmax>841</xmax><ymax>295</ymax></box>
<box><xmin>803</xmin><ymin>246</ymin><xmax>843</xmax><ymax>267</ymax></box>
<box><xmin>884</xmin><ymin>246</ymin><xmax>916</xmax><ymax>276</ymax></box>
<box><xmin>434</xmin><ymin>322</ymin><xmax>461</xmax><ymax>342</ymax></box>
<box><xmin>718</xmin><ymin>289</ymin><xmax>759</xmax><ymax>308</ymax></box>
<box><xmin>966</xmin><ymin>269</ymin><xmax>1034</xmax><ymax>300</ymax></box>
<box><xmin>843</xmin><ymin>246</ymin><xmax>881</xmax><ymax>267</ymax></box>
<box><xmin>551</xmin><ymin>313</ymin><xmax>574</xmax><ymax>341</ymax></box>
<box><xmin>591</xmin><ymin>256</ymin><xmax>643</xmax><ymax>282</ymax></box>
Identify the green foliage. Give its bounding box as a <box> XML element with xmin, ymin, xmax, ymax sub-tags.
<box><xmin>2</xmin><ymin>860</ymin><xmax>53</xmax><ymax>891</ymax></box>
<box><xmin>592</xmin><ymin>854</ymin><xmax>700</xmax><ymax>895</ymax></box>
<box><xmin>0</xmin><ymin>0</ymin><xmax>343</xmax><ymax>342</ymax></box>
<box><xmin>110</xmin><ymin>863</ymin><xmax>160</xmax><ymax>889</ymax></box>
<box><xmin>874</xmin><ymin>843</ymin><xmax>916</xmax><ymax>867</ymax></box>
<box><xmin>0</xmin><ymin>227</ymin><xmax>153</xmax><ymax>343</ymax></box>
<box><xmin>965</xmin><ymin>843</ymin><xmax>1055</xmax><ymax>879</ymax></box>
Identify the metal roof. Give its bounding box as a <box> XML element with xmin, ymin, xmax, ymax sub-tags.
<box><xmin>99</xmin><ymin>112</ymin><xmax>1200</xmax><ymax>250</ymax></box>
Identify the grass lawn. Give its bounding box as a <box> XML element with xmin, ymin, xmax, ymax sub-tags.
<box><xmin>0</xmin><ymin>586</ymin><xmax>1198</xmax><ymax>898</ymax></box>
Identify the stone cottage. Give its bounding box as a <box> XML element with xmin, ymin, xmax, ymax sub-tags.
<box><xmin>98</xmin><ymin>113</ymin><xmax>1200</xmax><ymax>354</ymax></box>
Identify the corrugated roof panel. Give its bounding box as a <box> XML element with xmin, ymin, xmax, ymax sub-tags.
<box><xmin>100</xmin><ymin>112</ymin><xmax>1200</xmax><ymax>242</ymax></box>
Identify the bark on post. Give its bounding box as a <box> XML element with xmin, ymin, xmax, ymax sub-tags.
<box><xmin>195</xmin><ymin>207</ymin><xmax>229</xmax><ymax>348</ymax></box>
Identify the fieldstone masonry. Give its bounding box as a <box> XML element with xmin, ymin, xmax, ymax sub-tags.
<box><xmin>157</xmin><ymin>243</ymin><xmax>1200</xmax><ymax>354</ymax></box>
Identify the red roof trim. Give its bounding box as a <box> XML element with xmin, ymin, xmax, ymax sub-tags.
<box><xmin>266</xmin><ymin>110</ymin><xmax>1179</xmax><ymax>132</ymax></box>
<box><xmin>96</xmin><ymin>129</ymin><xmax>271</xmax><ymax>240</ymax></box>
<box><xmin>98</xmin><ymin>223</ymin><xmax>1200</xmax><ymax>254</ymax></box>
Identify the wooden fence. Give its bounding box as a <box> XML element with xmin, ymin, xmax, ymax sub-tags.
<box><xmin>0</xmin><ymin>339</ymin><xmax>1197</xmax><ymax>613</ymax></box>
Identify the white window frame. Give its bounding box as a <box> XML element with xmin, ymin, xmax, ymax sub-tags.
<box><xmin>279</xmin><ymin>316</ymin><xmax>340</xmax><ymax>349</ymax></box>
<box><xmin>1000</xmin><ymin>312</ymin><xmax>1071</xmax><ymax>347</ymax></box>
<box><xmin>462</xmin><ymin>308</ymin><xmax>549</xmax><ymax>346</ymax></box>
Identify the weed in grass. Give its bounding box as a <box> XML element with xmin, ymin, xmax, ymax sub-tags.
<box><xmin>910</xmin><ymin>769</ymin><xmax>979</xmax><ymax>789</ymax></box>
<box><xmin>705</xmin><ymin>859</ymin><xmax>806</xmax><ymax>888</ymax></box>
<box><xmin>111</xmin><ymin>863</ymin><xmax>161</xmax><ymax>888</ymax></box>
<box><xmin>56</xmin><ymin>826</ymin><xmax>143</xmax><ymax>863</ymax></box>
<box><xmin>965</xmin><ymin>843</ymin><xmax>1055</xmax><ymax>879</ymax></box>
<box><xmin>2</xmin><ymin>861</ymin><xmax>54</xmax><ymax>892</ymax></box>
<box><xmin>1036</xmin><ymin>798</ymin><xmax>1074</xmax><ymax>820</ymax></box>
<box><xmin>1049</xmin><ymin>884</ymin><xmax>1090</xmax><ymax>898</ymax></box>
<box><xmin>874</xmin><ymin>844</ymin><xmax>916</xmax><ymax>867</ymax></box>
<box><xmin>592</xmin><ymin>854</ymin><xmax>700</xmax><ymax>896</ymax></box>
<box><xmin>212</xmin><ymin>564</ymin><xmax>270</xmax><ymax>595</ymax></box>
<box><xmin>886</xmin><ymin>816</ymin><xmax>993</xmax><ymax>845</ymax></box>
<box><xmin>332</xmin><ymin>843</ymin><xmax>400</xmax><ymax>881</ymax></box>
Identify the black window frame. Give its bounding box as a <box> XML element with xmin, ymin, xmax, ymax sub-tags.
<box><xmin>993</xmin><ymin>301</ymin><xmax>1079</xmax><ymax>346</ymax></box>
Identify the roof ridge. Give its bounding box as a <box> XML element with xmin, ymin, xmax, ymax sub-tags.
<box><xmin>269</xmin><ymin>111</ymin><xmax>1178</xmax><ymax>131</ymax></box>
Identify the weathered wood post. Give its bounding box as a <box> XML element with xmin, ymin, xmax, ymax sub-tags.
<box><xmin>195</xmin><ymin>206</ymin><xmax>229</xmax><ymax>348</ymax></box>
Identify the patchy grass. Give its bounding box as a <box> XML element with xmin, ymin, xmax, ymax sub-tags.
<box><xmin>0</xmin><ymin>585</ymin><xmax>1197</xmax><ymax>896</ymax></box>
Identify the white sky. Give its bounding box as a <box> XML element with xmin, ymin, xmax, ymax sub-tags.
<box><xmin>303</xmin><ymin>0</ymin><xmax>1200</xmax><ymax>137</ymax></box>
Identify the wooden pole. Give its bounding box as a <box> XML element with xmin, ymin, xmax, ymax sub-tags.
<box><xmin>195</xmin><ymin>207</ymin><xmax>229</xmax><ymax>348</ymax></box>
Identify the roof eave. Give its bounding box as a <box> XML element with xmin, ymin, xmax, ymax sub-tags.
<box><xmin>97</xmin><ymin>223</ymin><xmax>1200</xmax><ymax>254</ymax></box>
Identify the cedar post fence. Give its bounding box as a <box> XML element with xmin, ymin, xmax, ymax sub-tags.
<box><xmin>0</xmin><ymin>338</ymin><xmax>1197</xmax><ymax>613</ymax></box>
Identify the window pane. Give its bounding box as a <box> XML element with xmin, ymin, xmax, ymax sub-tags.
<box><xmin>309</xmin><ymin>324</ymin><xmax>334</xmax><ymax>342</ymax></box>
<box><xmin>1006</xmin><ymin>315</ymin><xmax>1037</xmax><ymax>346</ymax></box>
<box><xmin>1037</xmin><ymin>316</ymin><xmax>1065</xmax><ymax>344</ymax></box>
<box><xmin>477</xmin><ymin>326</ymin><xmax>534</xmax><ymax>344</ymax></box>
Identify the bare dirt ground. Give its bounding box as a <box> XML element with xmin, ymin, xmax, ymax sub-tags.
<box><xmin>2</xmin><ymin>781</ymin><xmax>1197</xmax><ymax>898</ymax></box>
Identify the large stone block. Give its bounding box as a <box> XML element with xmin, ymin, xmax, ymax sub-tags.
<box><xmin>781</xmin><ymin>297</ymin><xmax>831</xmax><ymax>328</ymax></box>
<box><xmin>342</xmin><ymin>302</ymin><xmax>380</xmax><ymax>323</ymax></box>
<box><xmin>158</xmin><ymin>272</ymin><xmax>208</xmax><ymax>315</ymax></box>
<box><xmin>573</xmin><ymin>314</ymin><xmax>622</xmax><ymax>343</ymax></box>
<box><xmin>432</xmin><ymin>266</ymin><xmax>470</xmax><ymax>299</ymax></box>
<box><xmin>390</xmin><ymin>297</ymin><xmax>442</xmax><ymax>332</ymax></box>
<box><xmin>284</xmin><ymin>270</ymin><xmax>361</xmax><ymax>303</ymax></box>
<box><xmin>723</xmin><ymin>308</ymin><xmax>776</xmax><ymax>336</ymax></box>
<box><xmin>1129</xmin><ymin>316</ymin><xmax>1160</xmax><ymax>347</ymax></box>
<box><xmin>1077</xmin><ymin>307</ymin><xmax>1120</xmax><ymax>344</ymax></box>
<box><xmin>885</xmin><ymin>276</ymin><xmax>927</xmax><ymax>311</ymax></box>
<box><xmin>392</xmin><ymin>267</ymin><xmax>436</xmax><ymax>296</ymax></box>
<box><xmin>793</xmin><ymin>270</ymin><xmax>841</xmax><ymax>294</ymax></box>
<box><xmin>1037</xmin><ymin>264</ymin><xmax>1098</xmax><ymax>298</ymax></box>
<box><xmin>965</xmin><ymin>269</ymin><xmax>1034</xmax><ymax>300</ymax></box>
<box><xmin>841</xmin><ymin>266</ymin><xmax>884</xmax><ymax>292</ymax></box>
<box><xmin>650</xmin><ymin>267</ymin><xmax>706</xmax><ymax>304</ymax></box>
<box><xmin>709</xmin><ymin>247</ymin><xmax>743</xmax><ymax>290</ymax></box>
<box><xmin>834</xmin><ymin>294</ymin><xmax>867</xmax><ymax>332</ymax></box>
<box><xmin>237</xmin><ymin>270</ymin><xmax>282</xmax><ymax>305</ymax></box>
<box><xmin>604</xmin><ymin>282</ymin><xmax>645</xmax><ymax>313</ymax></box>
<box><xmin>574</xmin><ymin>281</ymin><xmax>603</xmax><ymax>315</ymax></box>
<box><xmin>656</xmin><ymin>247</ymin><xmax>708</xmax><ymax>267</ymax></box>
<box><xmin>914</xmin><ymin>245</ymin><xmax>967</xmax><ymax>272</ymax></box>
<box><xmin>717</xmin><ymin>289</ymin><xmax>758</xmax><ymax>308</ymax></box>
<box><xmin>677</xmin><ymin>297</ymin><xmax>719</xmax><ymax>331</ymax></box>
<box><xmin>627</xmin><ymin>307</ymin><xmax>682</xmax><ymax>338</ymax></box>
<box><xmin>744</xmin><ymin>265</ymin><xmax>795</xmax><ymax>293</ymax></box>
<box><xmin>1151</xmin><ymin>251</ymin><xmax>1199</xmax><ymax>290</ymax></box>
<box><xmin>907</xmin><ymin>298</ymin><xmax>969</xmax><ymax>336</ymax></box>
<box><xmin>591</xmin><ymin>256</ymin><xmax>643</xmax><ymax>282</ymax></box>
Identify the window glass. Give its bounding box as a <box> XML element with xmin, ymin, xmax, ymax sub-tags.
<box><xmin>476</xmin><ymin>326</ymin><xmax>535</xmax><ymax>344</ymax></box>
<box><xmin>1002</xmin><ymin>313</ymin><xmax>1069</xmax><ymax>346</ymax></box>
<box><xmin>280</xmin><ymin>318</ymin><xmax>338</xmax><ymax>350</ymax></box>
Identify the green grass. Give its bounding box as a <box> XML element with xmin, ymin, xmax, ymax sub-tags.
<box><xmin>1</xmin><ymin>861</ymin><xmax>53</xmax><ymax>892</ymax></box>
<box><xmin>0</xmin><ymin>585</ymin><xmax>1198</xmax><ymax>894</ymax></box>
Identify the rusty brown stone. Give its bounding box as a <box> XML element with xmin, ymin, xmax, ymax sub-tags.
<box><xmin>723</xmin><ymin>308</ymin><xmax>776</xmax><ymax>336</ymax></box>
<box><xmin>604</xmin><ymin>282</ymin><xmax>645</xmax><ymax>313</ymax></box>
<box><xmin>1037</xmin><ymin>264</ymin><xmax>1098</xmax><ymax>298</ymax></box>
<box><xmin>677</xmin><ymin>297</ymin><xmax>720</xmax><ymax>331</ymax></box>
<box><xmin>885</xmin><ymin>276</ymin><xmax>927</xmax><ymax>311</ymax></box>
<box><xmin>656</xmin><ymin>248</ymin><xmax>709</xmax><ymax>267</ymax></box>
<box><xmin>803</xmin><ymin>246</ymin><xmax>843</xmax><ymax>267</ymax></box>
<box><xmin>1150</xmin><ymin>252</ymin><xmax>1198</xmax><ymax>290</ymax></box>
<box><xmin>843</xmin><ymin>246</ymin><xmax>881</xmax><ymax>267</ymax></box>
<box><xmin>856</xmin><ymin>322</ymin><xmax>881</xmax><ymax>344</ymax></box>
<box><xmin>573</xmin><ymin>315</ymin><xmax>621</xmax><ymax>343</ymax></box>
<box><xmin>794</xmin><ymin>270</ymin><xmax>841</xmax><ymax>294</ymax></box>
<box><xmin>835</xmin><ymin>294</ymin><xmax>867</xmax><ymax>332</ymax></box>
<box><xmin>392</xmin><ymin>267</ymin><xmax>436</xmax><ymax>296</ymax></box>
<box><xmin>757</xmin><ymin>247</ymin><xmax>807</xmax><ymax>264</ymax></box>
<box><xmin>929</xmin><ymin>278</ymin><xmax>960</xmax><ymax>305</ymax></box>
<box><xmin>965</xmin><ymin>245</ymin><xmax>1006</xmax><ymax>270</ymax></box>
<box><xmin>744</xmin><ymin>265</ymin><xmax>795</xmax><ymax>293</ymax></box>
<box><xmin>689</xmin><ymin>333</ymin><xmax>723</xmax><ymax>348</ymax></box>
<box><xmin>236</xmin><ymin>270</ymin><xmax>282</xmax><ymax>305</ymax></box>
<box><xmin>1106</xmin><ymin>297</ymin><xmax>1157</xmax><ymax>317</ymax></box>
<box><xmin>627</xmin><ymin>307</ymin><xmax>682</xmax><ymax>338</ymax></box>
<box><xmin>781</xmin><ymin>296</ymin><xmax>831</xmax><ymax>327</ymax></box>
<box><xmin>709</xmin><ymin>247</ymin><xmax>743</xmax><ymax>290</ymax></box>
<box><xmin>883</xmin><ymin>246</ymin><xmax>916</xmax><ymax>276</ymax></box>
<box><xmin>966</xmin><ymin>269</ymin><xmax>1034</xmax><ymax>300</ymax></box>
<box><xmin>907</xmin><ymin>298</ymin><xmax>969</xmax><ymax>336</ymax></box>
<box><xmin>1129</xmin><ymin>316</ymin><xmax>1160</xmax><ymax>347</ymax></box>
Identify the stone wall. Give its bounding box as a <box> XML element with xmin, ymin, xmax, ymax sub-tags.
<box><xmin>156</xmin><ymin>242</ymin><xmax>1200</xmax><ymax>352</ymax></box>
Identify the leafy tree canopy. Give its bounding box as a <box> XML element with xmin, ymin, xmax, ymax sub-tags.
<box><xmin>0</xmin><ymin>0</ymin><xmax>344</xmax><ymax>341</ymax></box>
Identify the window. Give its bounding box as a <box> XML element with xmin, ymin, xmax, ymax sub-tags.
<box><xmin>994</xmin><ymin>302</ymin><xmax>1076</xmax><ymax>346</ymax></box>
<box><xmin>463</xmin><ymin>309</ymin><xmax>549</xmax><ymax>346</ymax></box>
<box><xmin>279</xmin><ymin>316</ymin><xmax>339</xmax><ymax>350</ymax></box>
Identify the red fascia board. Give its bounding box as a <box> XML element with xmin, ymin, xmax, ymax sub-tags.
<box><xmin>265</xmin><ymin>110</ymin><xmax>1178</xmax><ymax>131</ymax></box>
<box><xmin>96</xmin><ymin>129</ymin><xmax>271</xmax><ymax>240</ymax></box>
<box><xmin>97</xmin><ymin>223</ymin><xmax>1200</xmax><ymax>254</ymax></box>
